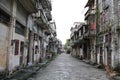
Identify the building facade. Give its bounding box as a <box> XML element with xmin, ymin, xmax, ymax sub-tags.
<box><xmin>70</xmin><ymin>0</ymin><xmax>120</xmax><ymax>70</ymax></box>
<box><xmin>0</xmin><ymin>0</ymin><xmax>59</xmax><ymax>77</ymax></box>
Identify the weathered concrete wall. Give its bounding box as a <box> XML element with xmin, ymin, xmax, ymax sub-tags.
<box><xmin>8</xmin><ymin>0</ymin><xmax>28</xmax><ymax>71</ymax></box>
<box><xmin>9</xmin><ymin>33</ymin><xmax>25</xmax><ymax>70</ymax></box>
<box><xmin>16</xmin><ymin>2</ymin><xmax>28</xmax><ymax>26</ymax></box>
<box><xmin>0</xmin><ymin>23</ymin><xmax>9</xmax><ymax>71</ymax></box>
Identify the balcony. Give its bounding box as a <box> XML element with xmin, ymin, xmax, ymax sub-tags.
<box><xmin>44</xmin><ymin>29</ymin><xmax>51</xmax><ymax>35</ymax></box>
<box><xmin>70</xmin><ymin>39</ymin><xmax>78</xmax><ymax>47</ymax></box>
<box><xmin>89</xmin><ymin>30</ymin><xmax>96</xmax><ymax>37</ymax></box>
<box><xmin>83</xmin><ymin>31</ymin><xmax>89</xmax><ymax>39</ymax></box>
<box><xmin>49</xmin><ymin>37</ymin><xmax>56</xmax><ymax>43</ymax></box>
<box><xmin>85</xmin><ymin>9</ymin><xmax>95</xmax><ymax>20</ymax></box>
<box><xmin>85</xmin><ymin>0</ymin><xmax>94</xmax><ymax>7</ymax></box>
<box><xmin>70</xmin><ymin>42</ymin><xmax>74</xmax><ymax>47</ymax></box>
<box><xmin>70</xmin><ymin>33</ymin><xmax>74</xmax><ymax>39</ymax></box>
<box><xmin>40</xmin><ymin>0</ymin><xmax>52</xmax><ymax>10</ymax></box>
<box><xmin>18</xmin><ymin>0</ymin><xmax>37</xmax><ymax>13</ymax></box>
<box><xmin>35</xmin><ymin>10</ymin><xmax>48</xmax><ymax>29</ymax></box>
<box><xmin>46</xmin><ymin>11</ymin><xmax>52</xmax><ymax>21</ymax></box>
<box><xmin>79</xmin><ymin>35</ymin><xmax>84</xmax><ymax>43</ymax></box>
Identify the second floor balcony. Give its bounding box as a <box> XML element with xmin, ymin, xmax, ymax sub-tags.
<box><xmin>85</xmin><ymin>9</ymin><xmax>95</xmax><ymax>20</ymax></box>
<box><xmin>34</xmin><ymin>10</ymin><xmax>48</xmax><ymax>29</ymax></box>
<box><xmin>79</xmin><ymin>35</ymin><xmax>83</xmax><ymax>41</ymax></box>
<box><xmin>83</xmin><ymin>31</ymin><xmax>89</xmax><ymax>39</ymax></box>
<box><xmin>73</xmin><ymin>38</ymin><xmax>79</xmax><ymax>44</ymax></box>
<box><xmin>44</xmin><ymin>29</ymin><xmax>51</xmax><ymax>35</ymax></box>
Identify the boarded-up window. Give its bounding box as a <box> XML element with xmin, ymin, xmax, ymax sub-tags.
<box><xmin>15</xmin><ymin>40</ymin><xmax>19</xmax><ymax>55</ymax></box>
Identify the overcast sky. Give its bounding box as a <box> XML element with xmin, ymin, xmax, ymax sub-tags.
<box><xmin>51</xmin><ymin>0</ymin><xmax>88</xmax><ymax>44</ymax></box>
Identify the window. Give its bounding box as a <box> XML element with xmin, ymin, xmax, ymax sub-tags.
<box><xmin>15</xmin><ymin>21</ymin><xmax>26</xmax><ymax>36</ymax></box>
<box><xmin>0</xmin><ymin>9</ymin><xmax>10</xmax><ymax>25</ymax></box>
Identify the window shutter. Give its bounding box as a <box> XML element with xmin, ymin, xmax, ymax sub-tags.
<box><xmin>15</xmin><ymin>40</ymin><xmax>19</xmax><ymax>55</ymax></box>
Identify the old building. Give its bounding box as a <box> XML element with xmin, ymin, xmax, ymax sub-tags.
<box><xmin>96</xmin><ymin>0</ymin><xmax>118</xmax><ymax>68</ymax></box>
<box><xmin>30</xmin><ymin>0</ymin><xmax>52</xmax><ymax>63</ymax></box>
<box><xmin>84</xmin><ymin>0</ymin><xmax>120</xmax><ymax>69</ymax></box>
<box><xmin>70</xmin><ymin>22</ymin><xmax>81</xmax><ymax>57</ymax></box>
<box><xmin>47</xmin><ymin>21</ymin><xmax>57</xmax><ymax>58</ymax></box>
<box><xmin>70</xmin><ymin>22</ymin><xmax>90</xmax><ymax>60</ymax></box>
<box><xmin>0</xmin><ymin>0</ymin><xmax>54</xmax><ymax>76</ymax></box>
<box><xmin>84</xmin><ymin>0</ymin><xmax>96</xmax><ymax>63</ymax></box>
<box><xmin>0</xmin><ymin>0</ymin><xmax>37</xmax><ymax>74</ymax></box>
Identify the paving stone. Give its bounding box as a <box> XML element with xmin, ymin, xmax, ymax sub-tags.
<box><xmin>28</xmin><ymin>53</ymin><xmax>109</xmax><ymax>80</ymax></box>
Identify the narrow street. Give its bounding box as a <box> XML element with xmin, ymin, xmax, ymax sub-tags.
<box><xmin>28</xmin><ymin>53</ymin><xmax>108</xmax><ymax>80</ymax></box>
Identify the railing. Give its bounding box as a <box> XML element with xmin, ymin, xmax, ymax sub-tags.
<box><xmin>83</xmin><ymin>31</ymin><xmax>89</xmax><ymax>38</ymax></box>
<box><xmin>40</xmin><ymin>9</ymin><xmax>48</xmax><ymax>24</ymax></box>
<box><xmin>41</xmin><ymin>0</ymin><xmax>52</xmax><ymax>10</ymax></box>
<box><xmin>46</xmin><ymin>11</ymin><xmax>52</xmax><ymax>21</ymax></box>
<box><xmin>79</xmin><ymin>35</ymin><xmax>83</xmax><ymax>41</ymax></box>
<box><xmin>85</xmin><ymin>9</ymin><xmax>95</xmax><ymax>20</ymax></box>
<box><xmin>35</xmin><ymin>9</ymin><xmax>48</xmax><ymax>28</ymax></box>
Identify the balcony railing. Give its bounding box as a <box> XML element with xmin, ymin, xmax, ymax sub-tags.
<box><xmin>70</xmin><ymin>42</ymin><xmax>74</xmax><ymax>47</ymax></box>
<box><xmin>83</xmin><ymin>31</ymin><xmax>89</xmax><ymax>39</ymax></box>
<box><xmin>46</xmin><ymin>11</ymin><xmax>52</xmax><ymax>21</ymax></box>
<box><xmin>79</xmin><ymin>35</ymin><xmax>83</xmax><ymax>41</ymax></box>
<box><xmin>35</xmin><ymin>9</ymin><xmax>48</xmax><ymax>29</ymax></box>
<box><xmin>44</xmin><ymin>29</ymin><xmax>51</xmax><ymax>35</ymax></box>
<box><xmin>85</xmin><ymin>9</ymin><xmax>95</xmax><ymax>20</ymax></box>
<box><xmin>40</xmin><ymin>0</ymin><xmax>52</xmax><ymax>10</ymax></box>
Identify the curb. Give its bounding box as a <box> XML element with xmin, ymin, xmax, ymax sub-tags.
<box><xmin>5</xmin><ymin>61</ymin><xmax>49</xmax><ymax>80</ymax></box>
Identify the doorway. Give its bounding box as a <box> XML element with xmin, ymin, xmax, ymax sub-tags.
<box><xmin>100</xmin><ymin>47</ymin><xmax>103</xmax><ymax>64</ymax></box>
<box><xmin>20</xmin><ymin>41</ymin><xmax>24</xmax><ymax>66</ymax></box>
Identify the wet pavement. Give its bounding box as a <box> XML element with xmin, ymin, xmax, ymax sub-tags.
<box><xmin>28</xmin><ymin>53</ymin><xmax>108</xmax><ymax>80</ymax></box>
